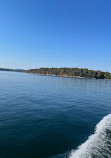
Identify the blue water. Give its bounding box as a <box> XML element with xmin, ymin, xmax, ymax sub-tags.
<box><xmin>0</xmin><ymin>71</ymin><xmax>111</xmax><ymax>158</ymax></box>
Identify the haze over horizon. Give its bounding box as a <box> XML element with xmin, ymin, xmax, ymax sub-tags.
<box><xmin>0</xmin><ymin>0</ymin><xmax>111</xmax><ymax>72</ymax></box>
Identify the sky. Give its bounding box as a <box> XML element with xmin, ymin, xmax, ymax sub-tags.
<box><xmin>0</xmin><ymin>0</ymin><xmax>111</xmax><ymax>71</ymax></box>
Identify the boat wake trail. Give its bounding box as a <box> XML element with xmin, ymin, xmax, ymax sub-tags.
<box><xmin>69</xmin><ymin>114</ymin><xmax>111</xmax><ymax>158</ymax></box>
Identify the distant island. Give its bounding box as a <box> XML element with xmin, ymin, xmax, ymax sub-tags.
<box><xmin>0</xmin><ymin>67</ymin><xmax>111</xmax><ymax>79</ymax></box>
<box><xmin>0</xmin><ymin>68</ymin><xmax>25</xmax><ymax>72</ymax></box>
<box><xmin>26</xmin><ymin>68</ymin><xmax>111</xmax><ymax>79</ymax></box>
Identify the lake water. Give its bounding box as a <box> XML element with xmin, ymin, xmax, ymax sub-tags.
<box><xmin>0</xmin><ymin>71</ymin><xmax>111</xmax><ymax>158</ymax></box>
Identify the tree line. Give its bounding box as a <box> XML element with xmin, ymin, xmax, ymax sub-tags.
<box><xmin>26</xmin><ymin>68</ymin><xmax>111</xmax><ymax>79</ymax></box>
<box><xmin>0</xmin><ymin>68</ymin><xmax>25</xmax><ymax>72</ymax></box>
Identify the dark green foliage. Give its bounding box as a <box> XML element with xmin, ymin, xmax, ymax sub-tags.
<box><xmin>0</xmin><ymin>68</ymin><xmax>25</xmax><ymax>72</ymax></box>
<box><xmin>26</xmin><ymin>68</ymin><xmax>111</xmax><ymax>79</ymax></box>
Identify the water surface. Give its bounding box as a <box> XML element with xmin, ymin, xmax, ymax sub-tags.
<box><xmin>0</xmin><ymin>71</ymin><xmax>111</xmax><ymax>158</ymax></box>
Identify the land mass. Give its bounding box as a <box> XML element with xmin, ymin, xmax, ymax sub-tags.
<box><xmin>0</xmin><ymin>68</ymin><xmax>25</xmax><ymax>72</ymax></box>
<box><xmin>26</xmin><ymin>68</ymin><xmax>111</xmax><ymax>79</ymax></box>
<box><xmin>0</xmin><ymin>67</ymin><xmax>111</xmax><ymax>79</ymax></box>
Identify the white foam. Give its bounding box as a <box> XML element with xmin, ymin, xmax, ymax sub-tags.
<box><xmin>69</xmin><ymin>114</ymin><xmax>111</xmax><ymax>158</ymax></box>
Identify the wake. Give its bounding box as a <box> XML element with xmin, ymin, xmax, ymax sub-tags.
<box><xmin>69</xmin><ymin>114</ymin><xmax>111</xmax><ymax>158</ymax></box>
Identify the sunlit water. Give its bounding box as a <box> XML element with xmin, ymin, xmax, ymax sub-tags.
<box><xmin>0</xmin><ymin>71</ymin><xmax>111</xmax><ymax>158</ymax></box>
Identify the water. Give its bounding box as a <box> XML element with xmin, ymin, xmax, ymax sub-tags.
<box><xmin>0</xmin><ymin>71</ymin><xmax>111</xmax><ymax>158</ymax></box>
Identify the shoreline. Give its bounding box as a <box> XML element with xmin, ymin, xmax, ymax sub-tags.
<box><xmin>26</xmin><ymin>67</ymin><xmax>111</xmax><ymax>80</ymax></box>
<box><xmin>26</xmin><ymin>73</ymin><xmax>111</xmax><ymax>80</ymax></box>
<box><xmin>26</xmin><ymin>72</ymin><xmax>97</xmax><ymax>79</ymax></box>
<box><xmin>0</xmin><ymin>70</ymin><xmax>110</xmax><ymax>80</ymax></box>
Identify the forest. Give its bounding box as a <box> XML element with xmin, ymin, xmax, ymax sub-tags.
<box><xmin>26</xmin><ymin>68</ymin><xmax>111</xmax><ymax>79</ymax></box>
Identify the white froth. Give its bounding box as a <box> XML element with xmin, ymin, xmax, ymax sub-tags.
<box><xmin>69</xmin><ymin>114</ymin><xmax>111</xmax><ymax>158</ymax></box>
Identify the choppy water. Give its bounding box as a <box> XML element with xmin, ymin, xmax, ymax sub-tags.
<box><xmin>0</xmin><ymin>71</ymin><xmax>111</xmax><ymax>158</ymax></box>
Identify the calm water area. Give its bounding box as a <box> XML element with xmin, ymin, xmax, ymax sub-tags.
<box><xmin>0</xmin><ymin>71</ymin><xmax>111</xmax><ymax>158</ymax></box>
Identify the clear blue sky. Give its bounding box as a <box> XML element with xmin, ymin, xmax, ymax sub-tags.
<box><xmin>0</xmin><ymin>0</ymin><xmax>111</xmax><ymax>71</ymax></box>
